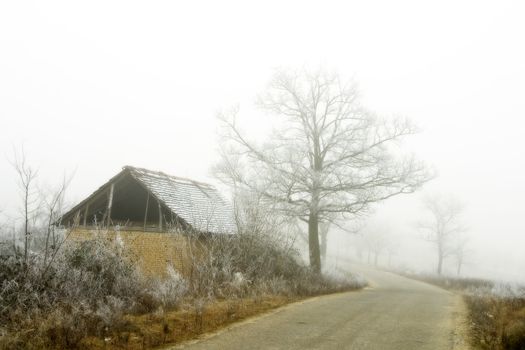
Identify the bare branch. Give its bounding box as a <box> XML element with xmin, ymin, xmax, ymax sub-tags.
<box><xmin>215</xmin><ymin>68</ymin><xmax>432</xmax><ymax>273</ymax></box>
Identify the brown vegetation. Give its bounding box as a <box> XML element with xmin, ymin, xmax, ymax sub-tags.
<box><xmin>0</xmin><ymin>149</ymin><xmax>364</xmax><ymax>349</ymax></box>
<box><xmin>79</xmin><ymin>296</ymin><xmax>291</xmax><ymax>349</ymax></box>
<box><xmin>401</xmin><ymin>272</ymin><xmax>525</xmax><ymax>350</ymax></box>
<box><xmin>0</xmin><ymin>231</ymin><xmax>363</xmax><ymax>349</ymax></box>
<box><xmin>466</xmin><ymin>294</ymin><xmax>525</xmax><ymax>350</ymax></box>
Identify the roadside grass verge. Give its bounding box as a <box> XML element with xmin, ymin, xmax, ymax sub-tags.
<box><xmin>0</xmin><ymin>233</ymin><xmax>364</xmax><ymax>350</ymax></box>
<box><xmin>465</xmin><ymin>293</ymin><xmax>525</xmax><ymax>350</ymax></box>
<box><xmin>79</xmin><ymin>295</ymin><xmax>290</xmax><ymax>349</ymax></box>
<box><xmin>399</xmin><ymin>272</ymin><xmax>525</xmax><ymax>350</ymax></box>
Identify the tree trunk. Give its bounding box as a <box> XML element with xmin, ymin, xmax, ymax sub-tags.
<box><xmin>456</xmin><ymin>257</ymin><xmax>463</xmax><ymax>276</ymax></box>
<box><xmin>308</xmin><ymin>211</ymin><xmax>321</xmax><ymax>274</ymax></box>
<box><xmin>356</xmin><ymin>246</ymin><xmax>363</xmax><ymax>262</ymax></box>
<box><xmin>319</xmin><ymin>223</ymin><xmax>328</xmax><ymax>266</ymax></box>
<box><xmin>437</xmin><ymin>253</ymin><xmax>443</xmax><ymax>275</ymax></box>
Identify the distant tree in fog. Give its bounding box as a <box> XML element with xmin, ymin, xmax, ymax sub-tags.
<box><xmin>369</xmin><ymin>232</ymin><xmax>386</xmax><ymax>267</ymax></box>
<box><xmin>452</xmin><ymin>234</ymin><xmax>469</xmax><ymax>276</ymax></box>
<box><xmin>216</xmin><ymin>68</ymin><xmax>432</xmax><ymax>273</ymax></box>
<box><xmin>361</xmin><ymin>227</ymin><xmax>390</xmax><ymax>267</ymax></box>
<box><xmin>385</xmin><ymin>240</ymin><xmax>399</xmax><ymax>267</ymax></box>
<box><xmin>419</xmin><ymin>194</ymin><xmax>467</xmax><ymax>275</ymax></box>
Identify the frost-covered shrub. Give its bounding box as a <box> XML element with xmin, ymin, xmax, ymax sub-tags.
<box><xmin>0</xmin><ymin>236</ymin><xmax>191</xmax><ymax>349</ymax></box>
<box><xmin>187</xmin><ymin>232</ymin><xmax>304</xmax><ymax>298</ymax></box>
<box><xmin>95</xmin><ymin>295</ymin><xmax>126</xmax><ymax>326</ymax></box>
<box><xmin>148</xmin><ymin>266</ymin><xmax>188</xmax><ymax>309</ymax></box>
<box><xmin>58</xmin><ymin>239</ymin><xmax>143</xmax><ymax>307</ymax></box>
<box><xmin>490</xmin><ymin>282</ymin><xmax>525</xmax><ymax>300</ymax></box>
<box><xmin>1</xmin><ymin>222</ymin><xmax>363</xmax><ymax>349</ymax></box>
<box><xmin>187</xmin><ymin>232</ymin><xmax>364</xmax><ymax>300</ymax></box>
<box><xmin>257</xmin><ymin>276</ymin><xmax>292</xmax><ymax>296</ymax></box>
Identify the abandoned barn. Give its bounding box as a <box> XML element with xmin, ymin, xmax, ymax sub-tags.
<box><xmin>60</xmin><ymin>166</ymin><xmax>236</xmax><ymax>275</ymax></box>
<box><xmin>61</xmin><ymin>166</ymin><xmax>235</xmax><ymax>233</ymax></box>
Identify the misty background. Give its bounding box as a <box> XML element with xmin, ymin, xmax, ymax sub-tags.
<box><xmin>1</xmin><ymin>1</ymin><xmax>524</xmax><ymax>282</ymax></box>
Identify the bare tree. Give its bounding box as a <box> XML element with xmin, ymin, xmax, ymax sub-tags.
<box><xmin>217</xmin><ymin>68</ymin><xmax>431</xmax><ymax>273</ymax></box>
<box><xmin>7</xmin><ymin>148</ymin><xmax>75</xmax><ymax>278</ymax></box>
<box><xmin>385</xmin><ymin>240</ymin><xmax>399</xmax><ymax>268</ymax></box>
<box><xmin>452</xmin><ymin>234</ymin><xmax>469</xmax><ymax>276</ymax></box>
<box><xmin>362</xmin><ymin>228</ymin><xmax>388</xmax><ymax>267</ymax></box>
<box><xmin>10</xmin><ymin>148</ymin><xmax>40</xmax><ymax>267</ymax></box>
<box><xmin>419</xmin><ymin>194</ymin><xmax>467</xmax><ymax>275</ymax></box>
<box><xmin>39</xmin><ymin>175</ymin><xmax>72</xmax><ymax>267</ymax></box>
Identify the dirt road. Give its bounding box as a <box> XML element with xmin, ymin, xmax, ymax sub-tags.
<box><xmin>170</xmin><ymin>267</ymin><xmax>466</xmax><ymax>349</ymax></box>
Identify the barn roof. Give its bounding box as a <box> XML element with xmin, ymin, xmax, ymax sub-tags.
<box><xmin>126</xmin><ymin>166</ymin><xmax>236</xmax><ymax>233</ymax></box>
<box><xmin>61</xmin><ymin>166</ymin><xmax>236</xmax><ymax>234</ymax></box>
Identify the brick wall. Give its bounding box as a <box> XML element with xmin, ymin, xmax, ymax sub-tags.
<box><xmin>68</xmin><ymin>228</ymin><xmax>196</xmax><ymax>277</ymax></box>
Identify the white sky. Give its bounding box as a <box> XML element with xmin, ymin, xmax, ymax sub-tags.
<box><xmin>1</xmin><ymin>1</ymin><xmax>524</xmax><ymax>281</ymax></box>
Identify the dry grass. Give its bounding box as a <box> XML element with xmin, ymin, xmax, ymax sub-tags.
<box><xmin>1</xmin><ymin>279</ymin><xmax>359</xmax><ymax>350</ymax></box>
<box><xmin>0</xmin><ymin>232</ymin><xmax>364</xmax><ymax>349</ymax></box>
<box><xmin>77</xmin><ymin>295</ymin><xmax>292</xmax><ymax>350</ymax></box>
<box><xmin>466</xmin><ymin>295</ymin><xmax>525</xmax><ymax>350</ymax></box>
<box><xmin>399</xmin><ymin>271</ymin><xmax>525</xmax><ymax>350</ymax></box>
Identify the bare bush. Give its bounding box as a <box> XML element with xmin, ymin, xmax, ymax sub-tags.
<box><xmin>466</xmin><ymin>295</ymin><xmax>525</xmax><ymax>350</ymax></box>
<box><xmin>148</xmin><ymin>266</ymin><xmax>188</xmax><ymax>309</ymax></box>
<box><xmin>400</xmin><ymin>271</ymin><xmax>525</xmax><ymax>350</ymax></box>
<box><xmin>184</xmin><ymin>181</ymin><xmax>366</xmax><ymax>304</ymax></box>
<box><xmin>0</xmin><ymin>152</ymin><xmax>364</xmax><ymax>349</ymax></box>
<box><xmin>0</xmin><ymin>236</ymin><xmax>188</xmax><ymax>349</ymax></box>
<box><xmin>1</xmin><ymin>211</ymin><xmax>363</xmax><ymax>349</ymax></box>
<box><xmin>186</xmin><ymin>229</ymin><xmax>364</xmax><ymax>302</ymax></box>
